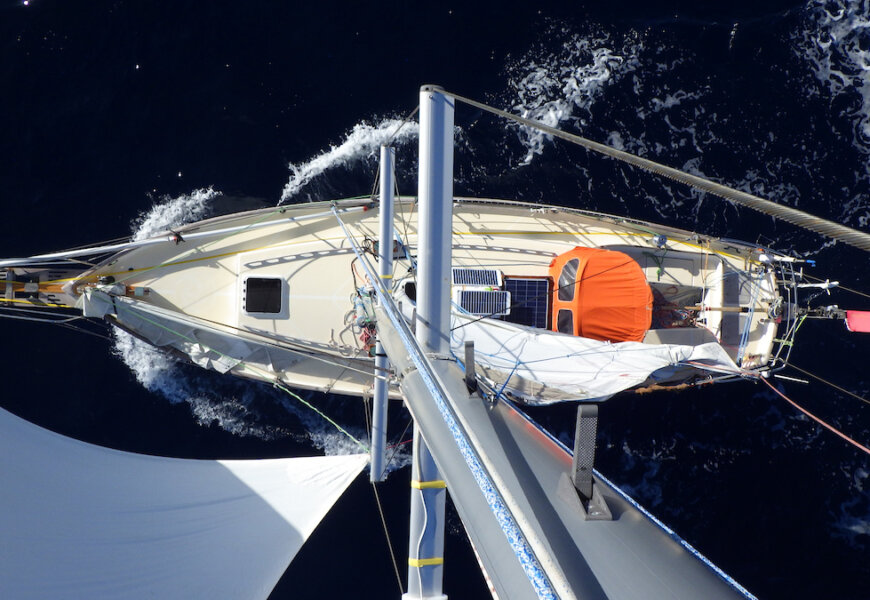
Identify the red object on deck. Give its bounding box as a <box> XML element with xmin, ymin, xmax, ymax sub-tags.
<box><xmin>845</xmin><ymin>310</ymin><xmax>870</xmax><ymax>333</ymax></box>
<box><xmin>549</xmin><ymin>247</ymin><xmax>653</xmax><ymax>343</ymax></box>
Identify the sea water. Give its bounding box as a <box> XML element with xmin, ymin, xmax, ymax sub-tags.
<box><xmin>2</xmin><ymin>2</ymin><xmax>868</xmax><ymax>598</ymax></box>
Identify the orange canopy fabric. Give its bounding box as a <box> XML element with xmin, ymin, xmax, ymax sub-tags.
<box><xmin>549</xmin><ymin>247</ymin><xmax>653</xmax><ymax>343</ymax></box>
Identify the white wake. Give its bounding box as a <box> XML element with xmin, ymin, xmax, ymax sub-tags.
<box><xmin>279</xmin><ymin>119</ymin><xmax>419</xmax><ymax>203</ymax></box>
<box><xmin>131</xmin><ymin>187</ymin><xmax>219</xmax><ymax>240</ymax></box>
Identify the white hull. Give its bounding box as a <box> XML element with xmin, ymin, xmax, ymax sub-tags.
<box><xmin>10</xmin><ymin>196</ymin><xmax>788</xmax><ymax>403</ymax></box>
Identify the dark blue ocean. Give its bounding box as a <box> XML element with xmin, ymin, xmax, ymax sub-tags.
<box><xmin>2</xmin><ymin>1</ymin><xmax>869</xmax><ymax>598</ymax></box>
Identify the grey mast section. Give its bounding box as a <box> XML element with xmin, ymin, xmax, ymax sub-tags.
<box><xmin>416</xmin><ymin>85</ymin><xmax>454</xmax><ymax>355</ymax></box>
<box><xmin>375</xmin><ymin>306</ymin><xmax>752</xmax><ymax>599</ymax></box>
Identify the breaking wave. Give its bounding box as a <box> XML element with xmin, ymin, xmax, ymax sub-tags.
<box><xmin>131</xmin><ymin>187</ymin><xmax>219</xmax><ymax>241</ymax></box>
<box><xmin>279</xmin><ymin>119</ymin><xmax>419</xmax><ymax>203</ymax></box>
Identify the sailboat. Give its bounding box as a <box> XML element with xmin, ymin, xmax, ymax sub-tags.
<box><xmin>2</xmin><ymin>87</ymin><xmax>868</xmax><ymax>599</ymax></box>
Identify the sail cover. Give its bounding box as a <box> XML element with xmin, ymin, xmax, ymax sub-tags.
<box><xmin>0</xmin><ymin>407</ymin><xmax>367</xmax><ymax>599</ymax></box>
<box><xmin>451</xmin><ymin>315</ymin><xmax>739</xmax><ymax>404</ymax></box>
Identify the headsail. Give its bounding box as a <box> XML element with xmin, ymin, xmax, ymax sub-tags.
<box><xmin>0</xmin><ymin>407</ymin><xmax>366</xmax><ymax>600</ymax></box>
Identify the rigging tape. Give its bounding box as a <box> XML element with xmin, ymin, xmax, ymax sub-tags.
<box><xmin>444</xmin><ymin>90</ymin><xmax>870</xmax><ymax>253</ymax></box>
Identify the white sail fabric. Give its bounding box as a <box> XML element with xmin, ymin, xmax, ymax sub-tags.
<box><xmin>0</xmin><ymin>407</ymin><xmax>367</xmax><ymax>600</ymax></box>
<box><xmin>450</xmin><ymin>316</ymin><xmax>739</xmax><ymax>404</ymax></box>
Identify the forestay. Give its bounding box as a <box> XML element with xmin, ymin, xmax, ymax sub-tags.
<box><xmin>0</xmin><ymin>407</ymin><xmax>366</xmax><ymax>600</ymax></box>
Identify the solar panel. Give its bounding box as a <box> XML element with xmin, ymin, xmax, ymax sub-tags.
<box><xmin>501</xmin><ymin>278</ymin><xmax>550</xmax><ymax>329</ymax></box>
<box><xmin>457</xmin><ymin>290</ymin><xmax>511</xmax><ymax>317</ymax></box>
<box><xmin>452</xmin><ymin>268</ymin><xmax>501</xmax><ymax>286</ymax></box>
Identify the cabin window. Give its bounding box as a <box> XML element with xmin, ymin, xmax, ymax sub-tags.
<box><xmin>557</xmin><ymin>309</ymin><xmax>574</xmax><ymax>335</ymax></box>
<box><xmin>244</xmin><ymin>277</ymin><xmax>283</xmax><ymax>314</ymax></box>
<box><xmin>558</xmin><ymin>259</ymin><xmax>579</xmax><ymax>301</ymax></box>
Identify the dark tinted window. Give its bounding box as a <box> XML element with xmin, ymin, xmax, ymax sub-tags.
<box><xmin>245</xmin><ymin>278</ymin><xmax>282</xmax><ymax>313</ymax></box>
<box><xmin>558</xmin><ymin>258</ymin><xmax>579</xmax><ymax>301</ymax></box>
<box><xmin>557</xmin><ymin>309</ymin><xmax>574</xmax><ymax>335</ymax></box>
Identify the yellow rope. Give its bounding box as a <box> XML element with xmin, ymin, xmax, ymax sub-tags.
<box><xmin>0</xmin><ymin>297</ymin><xmax>68</xmax><ymax>308</ymax></box>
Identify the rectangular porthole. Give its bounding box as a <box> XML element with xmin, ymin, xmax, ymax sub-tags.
<box><xmin>244</xmin><ymin>277</ymin><xmax>283</xmax><ymax>314</ymax></box>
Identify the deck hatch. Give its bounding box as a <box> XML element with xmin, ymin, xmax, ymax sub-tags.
<box><xmin>244</xmin><ymin>277</ymin><xmax>282</xmax><ymax>314</ymax></box>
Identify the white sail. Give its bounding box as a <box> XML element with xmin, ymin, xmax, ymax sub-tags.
<box><xmin>0</xmin><ymin>407</ymin><xmax>367</xmax><ymax>600</ymax></box>
<box><xmin>451</xmin><ymin>315</ymin><xmax>738</xmax><ymax>403</ymax></box>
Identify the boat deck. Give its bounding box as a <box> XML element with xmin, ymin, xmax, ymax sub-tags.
<box><xmin>69</xmin><ymin>198</ymin><xmax>780</xmax><ymax>396</ymax></box>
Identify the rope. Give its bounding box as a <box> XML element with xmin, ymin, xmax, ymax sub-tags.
<box><xmin>444</xmin><ymin>90</ymin><xmax>870</xmax><ymax>253</ymax></box>
<box><xmin>759</xmin><ymin>375</ymin><xmax>870</xmax><ymax>456</ymax></box>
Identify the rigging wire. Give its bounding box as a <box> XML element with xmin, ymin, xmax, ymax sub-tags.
<box><xmin>56</xmin><ymin>320</ymin><xmax>114</xmax><ymax>342</ymax></box>
<box><xmin>386</xmin><ymin>105</ymin><xmax>420</xmax><ymax>148</ymax></box>
<box><xmin>759</xmin><ymin>375</ymin><xmax>870</xmax><ymax>456</ymax></box>
<box><xmin>444</xmin><ymin>90</ymin><xmax>870</xmax><ymax>253</ymax></box>
<box><xmin>787</xmin><ymin>362</ymin><xmax>870</xmax><ymax>408</ymax></box>
<box><xmin>385</xmin><ymin>418</ymin><xmax>414</xmax><ymax>470</ymax></box>
<box><xmin>364</xmin><ymin>387</ymin><xmax>406</xmax><ymax>595</ymax></box>
<box><xmin>111</xmin><ymin>205</ymin><xmax>292</xmax><ymax>286</ymax></box>
<box><xmin>803</xmin><ymin>273</ymin><xmax>870</xmax><ymax>301</ymax></box>
<box><xmin>0</xmin><ymin>311</ymin><xmax>81</xmax><ymax>324</ymax></box>
<box><xmin>653</xmin><ymin>359</ymin><xmax>870</xmax><ymax>455</ymax></box>
<box><xmin>371</xmin><ymin>482</ymin><xmax>405</xmax><ymax>596</ymax></box>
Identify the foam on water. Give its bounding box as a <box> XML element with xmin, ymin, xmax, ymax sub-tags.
<box><xmin>798</xmin><ymin>0</ymin><xmax>870</xmax><ymax>156</ymax></box>
<box><xmin>504</xmin><ymin>27</ymin><xmax>641</xmax><ymax>165</ymax></box>
<box><xmin>112</xmin><ymin>329</ymin><xmax>286</xmax><ymax>439</ymax></box>
<box><xmin>497</xmin><ymin>14</ymin><xmax>870</xmax><ymax>243</ymax></box>
<box><xmin>279</xmin><ymin>119</ymin><xmax>419</xmax><ymax>203</ymax></box>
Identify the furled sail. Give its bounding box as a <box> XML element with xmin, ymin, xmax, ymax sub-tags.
<box><xmin>0</xmin><ymin>407</ymin><xmax>367</xmax><ymax>600</ymax></box>
<box><xmin>450</xmin><ymin>316</ymin><xmax>738</xmax><ymax>404</ymax></box>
